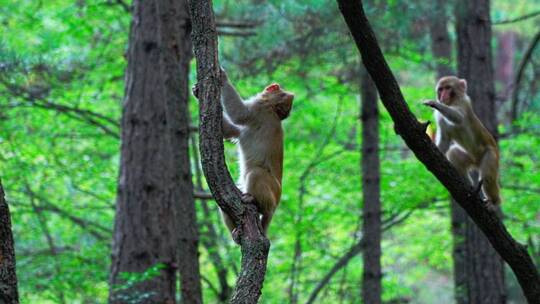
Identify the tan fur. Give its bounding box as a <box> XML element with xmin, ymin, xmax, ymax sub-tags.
<box><xmin>220</xmin><ymin>70</ymin><xmax>293</xmax><ymax>236</ymax></box>
<box><xmin>425</xmin><ymin>76</ymin><xmax>501</xmax><ymax>205</ymax></box>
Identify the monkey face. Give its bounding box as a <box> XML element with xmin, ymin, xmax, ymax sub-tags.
<box><xmin>436</xmin><ymin>76</ymin><xmax>467</xmax><ymax>105</ymax></box>
<box><xmin>262</xmin><ymin>83</ymin><xmax>294</xmax><ymax>120</ymax></box>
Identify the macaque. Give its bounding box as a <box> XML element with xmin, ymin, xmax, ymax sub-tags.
<box><xmin>424</xmin><ymin>76</ymin><xmax>501</xmax><ymax>205</ymax></box>
<box><xmin>219</xmin><ymin>70</ymin><xmax>294</xmax><ymax>237</ymax></box>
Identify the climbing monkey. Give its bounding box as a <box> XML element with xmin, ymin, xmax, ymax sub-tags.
<box><xmin>218</xmin><ymin>69</ymin><xmax>294</xmax><ymax>238</ymax></box>
<box><xmin>424</xmin><ymin>76</ymin><xmax>501</xmax><ymax>206</ymax></box>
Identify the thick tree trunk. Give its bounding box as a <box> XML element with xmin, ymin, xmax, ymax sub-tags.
<box><xmin>428</xmin><ymin>0</ymin><xmax>454</xmax><ymax>78</ymax></box>
<box><xmin>109</xmin><ymin>0</ymin><xmax>201</xmax><ymax>303</ymax></box>
<box><xmin>360</xmin><ymin>69</ymin><xmax>382</xmax><ymax>304</ymax></box>
<box><xmin>336</xmin><ymin>1</ymin><xmax>540</xmax><ymax>302</ymax></box>
<box><xmin>455</xmin><ymin>1</ymin><xmax>506</xmax><ymax>303</ymax></box>
<box><xmin>495</xmin><ymin>32</ymin><xmax>516</xmax><ymax>102</ymax></box>
<box><xmin>0</xmin><ymin>180</ymin><xmax>19</xmax><ymax>304</ymax></box>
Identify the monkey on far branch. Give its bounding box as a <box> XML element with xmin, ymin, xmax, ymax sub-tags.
<box><xmin>217</xmin><ymin>69</ymin><xmax>294</xmax><ymax>240</ymax></box>
<box><xmin>424</xmin><ymin>76</ymin><xmax>501</xmax><ymax>207</ymax></box>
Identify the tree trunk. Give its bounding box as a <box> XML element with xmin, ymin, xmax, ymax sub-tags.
<box><xmin>189</xmin><ymin>1</ymin><xmax>271</xmax><ymax>303</ymax></box>
<box><xmin>336</xmin><ymin>1</ymin><xmax>540</xmax><ymax>302</ymax></box>
<box><xmin>0</xmin><ymin>180</ymin><xmax>19</xmax><ymax>304</ymax></box>
<box><xmin>360</xmin><ymin>69</ymin><xmax>382</xmax><ymax>304</ymax></box>
<box><xmin>428</xmin><ymin>0</ymin><xmax>454</xmax><ymax>78</ymax></box>
<box><xmin>495</xmin><ymin>32</ymin><xmax>516</xmax><ymax>103</ymax></box>
<box><xmin>109</xmin><ymin>0</ymin><xmax>202</xmax><ymax>303</ymax></box>
<box><xmin>455</xmin><ymin>1</ymin><xmax>506</xmax><ymax>303</ymax></box>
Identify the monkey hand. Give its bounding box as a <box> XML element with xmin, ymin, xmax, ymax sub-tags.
<box><xmin>423</xmin><ymin>100</ymin><xmax>438</xmax><ymax>108</ymax></box>
<box><xmin>191</xmin><ymin>84</ymin><xmax>200</xmax><ymax>99</ymax></box>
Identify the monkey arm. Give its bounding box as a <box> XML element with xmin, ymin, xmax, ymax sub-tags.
<box><xmin>222</xmin><ymin>114</ymin><xmax>241</xmax><ymax>139</ymax></box>
<box><xmin>424</xmin><ymin>101</ymin><xmax>464</xmax><ymax>124</ymax></box>
<box><xmin>221</xmin><ymin>80</ymin><xmax>252</xmax><ymax>125</ymax></box>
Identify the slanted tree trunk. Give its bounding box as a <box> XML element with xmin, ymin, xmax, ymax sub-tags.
<box><xmin>109</xmin><ymin>0</ymin><xmax>202</xmax><ymax>303</ymax></box>
<box><xmin>0</xmin><ymin>180</ymin><xmax>19</xmax><ymax>304</ymax></box>
<box><xmin>455</xmin><ymin>1</ymin><xmax>506</xmax><ymax>303</ymax></box>
<box><xmin>336</xmin><ymin>1</ymin><xmax>540</xmax><ymax>302</ymax></box>
<box><xmin>360</xmin><ymin>69</ymin><xmax>382</xmax><ymax>304</ymax></box>
<box><xmin>189</xmin><ymin>0</ymin><xmax>271</xmax><ymax>303</ymax></box>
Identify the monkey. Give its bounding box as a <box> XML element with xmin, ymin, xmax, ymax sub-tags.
<box><xmin>424</xmin><ymin>76</ymin><xmax>501</xmax><ymax>206</ymax></box>
<box><xmin>218</xmin><ymin>69</ymin><xmax>294</xmax><ymax>238</ymax></box>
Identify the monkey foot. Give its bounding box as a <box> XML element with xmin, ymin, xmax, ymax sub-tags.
<box><xmin>241</xmin><ymin>193</ymin><xmax>255</xmax><ymax>203</ymax></box>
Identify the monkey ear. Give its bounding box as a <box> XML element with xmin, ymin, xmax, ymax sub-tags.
<box><xmin>459</xmin><ymin>79</ymin><xmax>467</xmax><ymax>91</ymax></box>
<box><xmin>265</xmin><ymin>83</ymin><xmax>281</xmax><ymax>93</ymax></box>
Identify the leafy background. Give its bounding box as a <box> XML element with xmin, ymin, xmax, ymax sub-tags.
<box><xmin>0</xmin><ymin>0</ymin><xmax>538</xmax><ymax>303</ymax></box>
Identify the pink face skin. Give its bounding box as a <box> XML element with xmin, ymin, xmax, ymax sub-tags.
<box><xmin>262</xmin><ymin>83</ymin><xmax>294</xmax><ymax>120</ymax></box>
<box><xmin>436</xmin><ymin>77</ymin><xmax>467</xmax><ymax>105</ymax></box>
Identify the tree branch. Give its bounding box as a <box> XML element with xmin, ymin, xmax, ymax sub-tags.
<box><xmin>493</xmin><ymin>10</ymin><xmax>540</xmax><ymax>25</ymax></box>
<box><xmin>511</xmin><ymin>29</ymin><xmax>540</xmax><ymax>122</ymax></box>
<box><xmin>189</xmin><ymin>1</ymin><xmax>270</xmax><ymax>303</ymax></box>
<box><xmin>336</xmin><ymin>1</ymin><xmax>540</xmax><ymax>302</ymax></box>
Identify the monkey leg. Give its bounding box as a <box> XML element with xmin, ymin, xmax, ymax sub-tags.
<box><xmin>479</xmin><ymin>147</ymin><xmax>501</xmax><ymax>205</ymax></box>
<box><xmin>447</xmin><ymin>146</ymin><xmax>474</xmax><ymax>183</ymax></box>
<box><xmin>244</xmin><ymin>167</ymin><xmax>280</xmax><ymax>235</ymax></box>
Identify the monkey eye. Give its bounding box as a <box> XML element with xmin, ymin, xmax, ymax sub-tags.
<box><xmin>265</xmin><ymin>83</ymin><xmax>280</xmax><ymax>93</ymax></box>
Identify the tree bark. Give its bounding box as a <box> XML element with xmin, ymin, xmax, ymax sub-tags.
<box><xmin>189</xmin><ymin>1</ymin><xmax>271</xmax><ymax>303</ymax></box>
<box><xmin>109</xmin><ymin>0</ymin><xmax>202</xmax><ymax>303</ymax></box>
<box><xmin>455</xmin><ymin>1</ymin><xmax>506</xmax><ymax>303</ymax></box>
<box><xmin>0</xmin><ymin>180</ymin><xmax>19</xmax><ymax>304</ymax></box>
<box><xmin>428</xmin><ymin>0</ymin><xmax>454</xmax><ymax>78</ymax></box>
<box><xmin>336</xmin><ymin>1</ymin><xmax>540</xmax><ymax>303</ymax></box>
<box><xmin>360</xmin><ymin>69</ymin><xmax>382</xmax><ymax>304</ymax></box>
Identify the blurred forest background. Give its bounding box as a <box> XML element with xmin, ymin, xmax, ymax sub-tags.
<box><xmin>0</xmin><ymin>0</ymin><xmax>539</xmax><ymax>303</ymax></box>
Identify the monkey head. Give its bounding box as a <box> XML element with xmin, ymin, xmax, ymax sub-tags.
<box><xmin>436</xmin><ymin>76</ymin><xmax>467</xmax><ymax>105</ymax></box>
<box><xmin>261</xmin><ymin>83</ymin><xmax>294</xmax><ymax>120</ymax></box>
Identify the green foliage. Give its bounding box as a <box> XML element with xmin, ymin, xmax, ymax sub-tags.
<box><xmin>1</xmin><ymin>0</ymin><xmax>538</xmax><ymax>303</ymax></box>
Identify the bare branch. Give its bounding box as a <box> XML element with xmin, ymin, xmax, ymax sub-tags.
<box><xmin>493</xmin><ymin>10</ymin><xmax>540</xmax><ymax>25</ymax></box>
<box><xmin>336</xmin><ymin>1</ymin><xmax>540</xmax><ymax>301</ymax></box>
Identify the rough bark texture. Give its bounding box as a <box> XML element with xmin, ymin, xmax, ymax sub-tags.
<box><xmin>336</xmin><ymin>1</ymin><xmax>540</xmax><ymax>303</ymax></box>
<box><xmin>109</xmin><ymin>0</ymin><xmax>202</xmax><ymax>303</ymax></box>
<box><xmin>189</xmin><ymin>1</ymin><xmax>270</xmax><ymax>303</ymax></box>
<box><xmin>360</xmin><ymin>69</ymin><xmax>382</xmax><ymax>304</ymax></box>
<box><xmin>428</xmin><ymin>0</ymin><xmax>454</xmax><ymax>78</ymax></box>
<box><xmin>0</xmin><ymin>181</ymin><xmax>19</xmax><ymax>304</ymax></box>
<box><xmin>455</xmin><ymin>1</ymin><xmax>506</xmax><ymax>303</ymax></box>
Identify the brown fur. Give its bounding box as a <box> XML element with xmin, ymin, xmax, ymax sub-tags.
<box><xmin>424</xmin><ymin>76</ymin><xmax>501</xmax><ymax>205</ymax></box>
<box><xmin>220</xmin><ymin>71</ymin><xmax>294</xmax><ymax>236</ymax></box>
